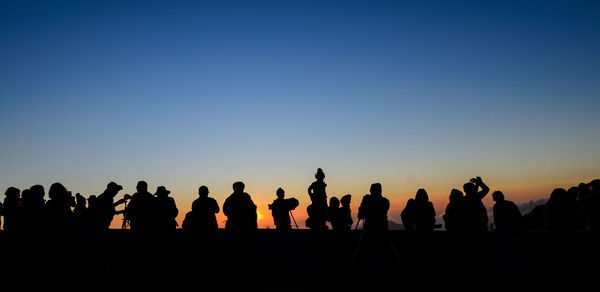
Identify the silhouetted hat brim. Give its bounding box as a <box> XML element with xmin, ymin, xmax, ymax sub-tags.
<box><xmin>157</xmin><ymin>186</ymin><xmax>171</xmax><ymax>195</ymax></box>
<box><xmin>107</xmin><ymin>182</ymin><xmax>123</xmax><ymax>191</ymax></box>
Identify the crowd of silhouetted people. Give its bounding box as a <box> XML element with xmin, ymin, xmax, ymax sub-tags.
<box><xmin>1</xmin><ymin>170</ymin><xmax>600</xmax><ymax>235</ymax></box>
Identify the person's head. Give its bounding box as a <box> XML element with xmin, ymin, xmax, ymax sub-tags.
<box><xmin>341</xmin><ymin>194</ymin><xmax>351</xmax><ymax>207</ymax></box>
<box><xmin>106</xmin><ymin>181</ymin><xmax>123</xmax><ymax>197</ymax></box>
<box><xmin>492</xmin><ymin>191</ymin><xmax>505</xmax><ymax>202</ymax></box>
<box><xmin>48</xmin><ymin>183</ymin><xmax>67</xmax><ymax>201</ymax></box>
<box><xmin>4</xmin><ymin>187</ymin><xmax>20</xmax><ymax>199</ymax></box>
<box><xmin>198</xmin><ymin>185</ymin><xmax>209</xmax><ymax>198</ymax></box>
<box><xmin>590</xmin><ymin>179</ymin><xmax>600</xmax><ymax>192</ymax></box>
<box><xmin>567</xmin><ymin>187</ymin><xmax>579</xmax><ymax>201</ymax></box>
<box><xmin>75</xmin><ymin>193</ymin><xmax>86</xmax><ymax>207</ymax></box>
<box><xmin>136</xmin><ymin>181</ymin><xmax>148</xmax><ymax>192</ymax></box>
<box><xmin>29</xmin><ymin>185</ymin><xmax>45</xmax><ymax>202</ymax></box>
<box><xmin>415</xmin><ymin>189</ymin><xmax>429</xmax><ymax>202</ymax></box>
<box><xmin>233</xmin><ymin>181</ymin><xmax>245</xmax><ymax>193</ymax></box>
<box><xmin>276</xmin><ymin>187</ymin><xmax>285</xmax><ymax>199</ymax></box>
<box><xmin>21</xmin><ymin>189</ymin><xmax>31</xmax><ymax>202</ymax></box>
<box><xmin>315</xmin><ymin>168</ymin><xmax>325</xmax><ymax>181</ymax></box>
<box><xmin>463</xmin><ymin>182</ymin><xmax>477</xmax><ymax>196</ymax></box>
<box><xmin>578</xmin><ymin>183</ymin><xmax>589</xmax><ymax>194</ymax></box>
<box><xmin>449</xmin><ymin>189</ymin><xmax>464</xmax><ymax>202</ymax></box>
<box><xmin>329</xmin><ymin>197</ymin><xmax>340</xmax><ymax>208</ymax></box>
<box><xmin>155</xmin><ymin>186</ymin><xmax>170</xmax><ymax>197</ymax></box>
<box><xmin>370</xmin><ymin>183</ymin><xmax>382</xmax><ymax>196</ymax></box>
<box><xmin>549</xmin><ymin>188</ymin><xmax>567</xmax><ymax>202</ymax></box>
<box><xmin>88</xmin><ymin>195</ymin><xmax>97</xmax><ymax>207</ymax></box>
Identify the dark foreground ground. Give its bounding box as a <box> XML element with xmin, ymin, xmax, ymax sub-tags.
<box><xmin>1</xmin><ymin>229</ymin><xmax>599</xmax><ymax>291</ymax></box>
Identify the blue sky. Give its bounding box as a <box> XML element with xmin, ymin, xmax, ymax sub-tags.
<box><xmin>1</xmin><ymin>0</ymin><xmax>599</xmax><ymax>227</ymax></box>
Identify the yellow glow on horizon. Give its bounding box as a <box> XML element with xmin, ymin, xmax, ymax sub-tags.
<box><xmin>256</xmin><ymin>209</ymin><xmax>265</xmax><ymax>220</ymax></box>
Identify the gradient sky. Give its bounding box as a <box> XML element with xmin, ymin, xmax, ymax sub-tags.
<box><xmin>1</xmin><ymin>0</ymin><xmax>599</xmax><ymax>228</ymax></box>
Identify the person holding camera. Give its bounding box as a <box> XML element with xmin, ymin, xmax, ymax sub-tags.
<box><xmin>462</xmin><ymin>176</ymin><xmax>490</xmax><ymax>232</ymax></box>
<box><xmin>268</xmin><ymin>188</ymin><xmax>299</xmax><ymax>230</ymax></box>
<box><xmin>90</xmin><ymin>182</ymin><xmax>128</xmax><ymax>231</ymax></box>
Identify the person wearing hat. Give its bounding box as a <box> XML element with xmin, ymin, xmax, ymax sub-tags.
<box><xmin>91</xmin><ymin>181</ymin><xmax>125</xmax><ymax>231</ymax></box>
<box><xmin>154</xmin><ymin>186</ymin><xmax>178</xmax><ymax>231</ymax></box>
<box><xmin>183</xmin><ymin>185</ymin><xmax>220</xmax><ymax>232</ymax></box>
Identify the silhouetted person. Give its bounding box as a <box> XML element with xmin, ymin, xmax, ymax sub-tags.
<box><xmin>45</xmin><ymin>183</ymin><xmax>75</xmax><ymax>232</ymax></box>
<box><xmin>2</xmin><ymin>187</ymin><xmax>23</xmax><ymax>231</ymax></box>
<box><xmin>306</xmin><ymin>168</ymin><xmax>328</xmax><ymax>230</ymax></box>
<box><xmin>573</xmin><ymin>183</ymin><xmax>590</xmax><ymax>231</ymax></box>
<box><xmin>443</xmin><ymin>189</ymin><xmax>465</xmax><ymax>232</ymax></box>
<box><xmin>462</xmin><ymin>177</ymin><xmax>490</xmax><ymax>232</ymax></box>
<box><xmin>414</xmin><ymin>189</ymin><xmax>436</xmax><ymax>231</ymax></box>
<box><xmin>546</xmin><ymin>188</ymin><xmax>576</xmax><ymax>232</ymax></box>
<box><xmin>154</xmin><ymin>186</ymin><xmax>179</xmax><ymax>231</ymax></box>
<box><xmin>268</xmin><ymin>188</ymin><xmax>299</xmax><ymax>230</ymax></box>
<box><xmin>91</xmin><ymin>182</ymin><xmax>125</xmax><ymax>231</ymax></box>
<box><xmin>339</xmin><ymin>194</ymin><xmax>353</xmax><ymax>231</ymax></box>
<box><xmin>223</xmin><ymin>181</ymin><xmax>257</xmax><ymax>231</ymax></box>
<box><xmin>126</xmin><ymin>181</ymin><xmax>156</xmax><ymax>231</ymax></box>
<box><xmin>357</xmin><ymin>183</ymin><xmax>389</xmax><ymax>232</ymax></box>
<box><xmin>492</xmin><ymin>191</ymin><xmax>523</xmax><ymax>232</ymax></box>
<box><xmin>22</xmin><ymin>184</ymin><xmax>46</xmax><ymax>231</ymax></box>
<box><xmin>353</xmin><ymin>183</ymin><xmax>401</xmax><ymax>267</ymax></box>
<box><xmin>401</xmin><ymin>189</ymin><xmax>436</xmax><ymax>231</ymax></box>
<box><xmin>523</xmin><ymin>204</ymin><xmax>547</xmax><ymax>231</ymax></box>
<box><xmin>73</xmin><ymin>193</ymin><xmax>89</xmax><ymax>228</ymax></box>
<box><xmin>588</xmin><ymin>179</ymin><xmax>600</xmax><ymax>232</ymax></box>
<box><xmin>401</xmin><ymin>199</ymin><xmax>415</xmax><ymax>231</ymax></box>
<box><xmin>183</xmin><ymin>186</ymin><xmax>220</xmax><ymax>232</ymax></box>
<box><xmin>327</xmin><ymin>196</ymin><xmax>341</xmax><ymax>230</ymax></box>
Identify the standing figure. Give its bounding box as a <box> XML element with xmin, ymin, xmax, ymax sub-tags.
<box><xmin>327</xmin><ymin>197</ymin><xmax>341</xmax><ymax>230</ymax></box>
<box><xmin>546</xmin><ymin>188</ymin><xmax>576</xmax><ymax>232</ymax></box>
<box><xmin>268</xmin><ymin>188</ymin><xmax>299</xmax><ymax>230</ymax></box>
<box><xmin>183</xmin><ymin>186</ymin><xmax>220</xmax><ymax>232</ymax></box>
<box><xmin>492</xmin><ymin>191</ymin><xmax>523</xmax><ymax>232</ymax></box>
<box><xmin>154</xmin><ymin>186</ymin><xmax>179</xmax><ymax>231</ymax></box>
<box><xmin>443</xmin><ymin>189</ymin><xmax>465</xmax><ymax>232</ymax></box>
<box><xmin>338</xmin><ymin>194</ymin><xmax>353</xmax><ymax>231</ymax></box>
<box><xmin>73</xmin><ymin>193</ymin><xmax>89</xmax><ymax>229</ymax></box>
<box><xmin>462</xmin><ymin>177</ymin><xmax>490</xmax><ymax>232</ymax></box>
<box><xmin>357</xmin><ymin>183</ymin><xmax>390</xmax><ymax>232</ymax></box>
<box><xmin>306</xmin><ymin>168</ymin><xmax>328</xmax><ymax>230</ymax></box>
<box><xmin>223</xmin><ymin>182</ymin><xmax>257</xmax><ymax>231</ymax></box>
<box><xmin>45</xmin><ymin>183</ymin><xmax>75</xmax><ymax>232</ymax></box>
<box><xmin>2</xmin><ymin>187</ymin><xmax>23</xmax><ymax>231</ymax></box>
<box><xmin>401</xmin><ymin>199</ymin><xmax>416</xmax><ymax>231</ymax></box>
<box><xmin>413</xmin><ymin>189</ymin><xmax>436</xmax><ymax>231</ymax></box>
<box><xmin>353</xmin><ymin>183</ymin><xmax>401</xmax><ymax>267</ymax></box>
<box><xmin>126</xmin><ymin>181</ymin><xmax>156</xmax><ymax>231</ymax></box>
<box><xmin>90</xmin><ymin>182</ymin><xmax>125</xmax><ymax>231</ymax></box>
<box><xmin>22</xmin><ymin>185</ymin><xmax>46</xmax><ymax>231</ymax></box>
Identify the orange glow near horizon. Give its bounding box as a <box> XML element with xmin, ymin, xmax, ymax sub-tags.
<box><xmin>106</xmin><ymin>174</ymin><xmax>596</xmax><ymax>230</ymax></box>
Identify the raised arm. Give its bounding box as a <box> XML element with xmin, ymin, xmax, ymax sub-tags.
<box><xmin>476</xmin><ymin>177</ymin><xmax>489</xmax><ymax>199</ymax></box>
